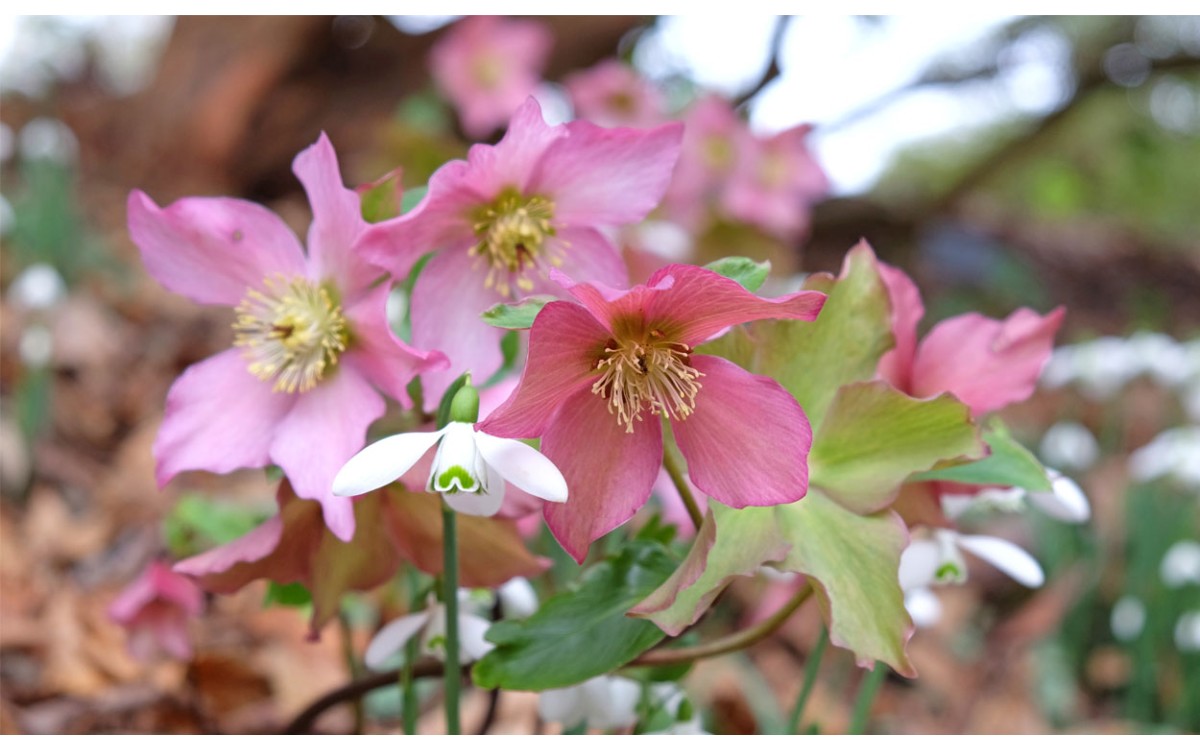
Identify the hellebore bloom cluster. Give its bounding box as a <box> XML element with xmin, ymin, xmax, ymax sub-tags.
<box><xmin>129</xmin><ymin>135</ymin><xmax>446</xmax><ymax>541</ymax></box>
<box><xmin>360</xmin><ymin>98</ymin><xmax>684</xmax><ymax>402</ymax></box>
<box><xmin>565</xmin><ymin>58</ymin><xmax>668</xmax><ymax>129</ymax></box>
<box><xmin>480</xmin><ymin>264</ymin><xmax>827</xmax><ymax>561</ymax></box>
<box><xmin>109</xmin><ymin>560</ymin><xmax>204</xmax><ymax>661</ymax></box>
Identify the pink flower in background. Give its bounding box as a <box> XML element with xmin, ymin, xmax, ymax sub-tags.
<box><xmin>722</xmin><ymin>124</ymin><xmax>829</xmax><ymax>239</ymax></box>
<box><xmin>431</xmin><ymin>15</ymin><xmax>553</xmax><ymax>138</ymax></box>
<box><xmin>128</xmin><ymin>134</ymin><xmax>446</xmax><ymax>542</ymax></box>
<box><xmin>663</xmin><ymin>95</ymin><xmax>744</xmax><ymax>230</ymax></box>
<box><xmin>360</xmin><ymin>98</ymin><xmax>683</xmax><ymax>403</ymax></box>
<box><xmin>876</xmin><ymin>262</ymin><xmax>1065</xmax><ymax>416</ymax></box>
<box><xmin>109</xmin><ymin>560</ymin><xmax>204</xmax><ymax>661</ymax></box>
<box><xmin>565</xmin><ymin>59</ymin><xmax>667</xmax><ymax>128</ymax></box>
<box><xmin>479</xmin><ymin>265</ymin><xmax>826</xmax><ymax>561</ymax></box>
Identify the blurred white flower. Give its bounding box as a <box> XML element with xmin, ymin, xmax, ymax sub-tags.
<box><xmin>364</xmin><ymin>593</ymin><xmax>494</xmax><ymax>670</ymax></box>
<box><xmin>497</xmin><ymin>577</ymin><xmax>538</xmax><ymax>619</ymax></box>
<box><xmin>1161</xmin><ymin>540</ymin><xmax>1200</xmax><ymax>588</ymax></box>
<box><xmin>1128</xmin><ymin>331</ymin><xmax>1189</xmax><ymax>387</ymax></box>
<box><xmin>1175</xmin><ymin>611</ymin><xmax>1200</xmax><ymax>652</ymax></box>
<box><xmin>899</xmin><ymin>529</ymin><xmax>1044</xmax><ymax>590</ymax></box>
<box><xmin>1039</xmin><ymin>421</ymin><xmax>1100</xmax><ymax>472</ymax></box>
<box><xmin>1129</xmin><ymin>427</ymin><xmax>1200</xmax><ymax>489</ymax></box>
<box><xmin>8</xmin><ymin>263</ymin><xmax>67</xmax><ymax>311</ymax></box>
<box><xmin>18</xmin><ymin>326</ymin><xmax>54</xmax><ymax>368</ymax></box>
<box><xmin>538</xmin><ymin>675</ymin><xmax>640</xmax><ymax>731</ymax></box>
<box><xmin>941</xmin><ymin>486</ymin><xmax>1025</xmax><ymax>519</ymax></box>
<box><xmin>903</xmin><ymin>586</ymin><xmax>944</xmax><ymax>629</ymax></box>
<box><xmin>1111</xmin><ymin>595</ymin><xmax>1146</xmax><ymax>642</ymax></box>
<box><xmin>18</xmin><ymin>117</ymin><xmax>78</xmax><ymax>163</ymax></box>
<box><xmin>1026</xmin><ymin>470</ymin><xmax>1091</xmax><ymax>523</ymax></box>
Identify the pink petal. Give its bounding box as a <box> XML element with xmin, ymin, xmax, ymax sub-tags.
<box><xmin>875</xmin><ymin>261</ymin><xmax>925</xmax><ymax>392</ymax></box>
<box><xmin>291</xmin><ymin>133</ymin><xmax>379</xmax><ymax>300</ymax></box>
<box><xmin>409</xmin><ymin>246</ymin><xmax>508</xmax><ymax>406</ymax></box>
<box><xmin>128</xmin><ymin>190</ymin><xmax>306</xmax><ymax>307</ymax></box>
<box><xmin>475</xmin><ymin>98</ymin><xmax>564</xmax><ymax>195</ymax></box>
<box><xmin>342</xmin><ymin>282</ymin><xmax>448</xmax><ymax>407</ymax></box>
<box><xmin>154</xmin><ymin>349</ymin><xmax>295</xmax><ymax>487</ymax></box>
<box><xmin>672</xmin><ymin>355</ymin><xmax>811</xmax><ymax>508</ymax></box>
<box><xmin>911</xmin><ymin>306</ymin><xmax>1066</xmax><ymax>416</ymax></box>
<box><xmin>643</xmin><ymin>264</ymin><xmax>826</xmax><ymax>345</ymax></box>
<box><xmin>269</xmin><ymin>366</ymin><xmax>386</xmax><ymax>541</ymax></box>
<box><xmin>541</xmin><ymin>387</ymin><xmax>663</xmax><ymax>562</ymax></box>
<box><xmin>477</xmin><ymin>301</ymin><xmax>609</xmax><ymax>439</ymax></box>
<box><xmin>174</xmin><ymin>516</ymin><xmax>286</xmax><ymax>586</ymax></box>
<box><xmin>535</xmin><ymin>226</ymin><xmax>629</xmax><ymax>292</ymax></box>
<box><xmin>532</xmin><ymin>119</ymin><xmax>684</xmax><ymax>227</ymax></box>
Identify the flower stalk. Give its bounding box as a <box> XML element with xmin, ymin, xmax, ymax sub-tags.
<box><xmin>663</xmin><ymin>446</ymin><xmax>703</xmax><ymax>530</ymax></box>
<box><xmin>441</xmin><ymin>501</ymin><xmax>462</xmax><ymax>734</ymax></box>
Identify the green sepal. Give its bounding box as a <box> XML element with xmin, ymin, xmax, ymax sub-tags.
<box><xmin>704</xmin><ymin>256</ymin><xmax>771</xmax><ymax>292</ymax></box>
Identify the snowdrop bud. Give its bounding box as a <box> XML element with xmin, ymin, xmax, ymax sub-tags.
<box><xmin>1026</xmin><ymin>471</ymin><xmax>1091</xmax><ymax>523</ymax></box>
<box><xmin>18</xmin><ymin>326</ymin><xmax>54</xmax><ymax>368</ymax></box>
<box><xmin>448</xmin><ymin>380</ymin><xmax>480</xmax><ymax>423</ymax></box>
<box><xmin>1111</xmin><ymin>595</ymin><xmax>1146</xmax><ymax>642</ymax></box>
<box><xmin>1039</xmin><ymin>421</ymin><xmax>1100</xmax><ymax>472</ymax></box>
<box><xmin>1175</xmin><ymin>611</ymin><xmax>1200</xmax><ymax>652</ymax></box>
<box><xmin>8</xmin><ymin>263</ymin><xmax>67</xmax><ymax>311</ymax></box>
<box><xmin>497</xmin><ymin>577</ymin><xmax>538</xmax><ymax>618</ymax></box>
<box><xmin>19</xmin><ymin>117</ymin><xmax>78</xmax><ymax>163</ymax></box>
<box><xmin>1160</xmin><ymin>540</ymin><xmax>1200</xmax><ymax>588</ymax></box>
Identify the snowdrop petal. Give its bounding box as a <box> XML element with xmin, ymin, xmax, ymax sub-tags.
<box><xmin>332</xmin><ymin>429</ymin><xmax>443</xmax><ymax>497</ymax></box>
<box><xmin>443</xmin><ymin>462</ymin><xmax>506</xmax><ymax>516</ymax></box>
<box><xmin>581</xmin><ymin>676</ymin><xmax>640</xmax><ymax>731</ymax></box>
<box><xmin>457</xmin><ymin>612</ymin><xmax>496</xmax><ymax>661</ymax></box>
<box><xmin>474</xmin><ymin>430</ymin><xmax>568</xmax><ymax>503</ymax></box>
<box><xmin>498</xmin><ymin>577</ymin><xmax>538</xmax><ymax>618</ymax></box>
<box><xmin>1027</xmin><ymin>472</ymin><xmax>1091</xmax><ymax>523</ymax></box>
<box><xmin>957</xmin><ymin>534</ymin><xmax>1045</xmax><ymax>587</ymax></box>
<box><xmin>898</xmin><ymin>539</ymin><xmax>942</xmax><ymax>591</ymax></box>
<box><xmin>365</xmin><ymin>612</ymin><xmax>430</xmax><ymax>670</ymax></box>
<box><xmin>904</xmin><ymin>587</ymin><xmax>943</xmax><ymax>628</ymax></box>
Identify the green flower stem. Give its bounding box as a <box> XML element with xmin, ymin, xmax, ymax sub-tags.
<box><xmin>662</xmin><ymin>446</ymin><xmax>703</xmax><ymax>530</ymax></box>
<box><xmin>633</xmin><ymin>582</ymin><xmax>812</xmax><ymax>666</ymax></box>
<box><xmin>848</xmin><ymin>661</ymin><xmax>887</xmax><ymax>734</ymax></box>
<box><xmin>401</xmin><ymin>566</ymin><xmax>423</xmax><ymax>735</ymax></box>
<box><xmin>337</xmin><ymin>612</ymin><xmax>365</xmax><ymax>734</ymax></box>
<box><xmin>441</xmin><ymin>501</ymin><xmax>462</xmax><ymax>735</ymax></box>
<box><xmin>787</xmin><ymin>626</ymin><xmax>828</xmax><ymax>734</ymax></box>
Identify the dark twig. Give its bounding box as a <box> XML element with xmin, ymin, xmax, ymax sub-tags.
<box><xmin>734</xmin><ymin>15</ymin><xmax>791</xmax><ymax>109</ymax></box>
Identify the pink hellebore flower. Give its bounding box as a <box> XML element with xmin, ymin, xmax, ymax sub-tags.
<box><xmin>565</xmin><ymin>59</ymin><xmax>668</xmax><ymax>129</ymax></box>
<box><xmin>430</xmin><ymin>15</ymin><xmax>553</xmax><ymax>139</ymax></box>
<box><xmin>876</xmin><ymin>261</ymin><xmax>1065</xmax><ymax>417</ymax></box>
<box><xmin>109</xmin><ymin>560</ymin><xmax>204</xmax><ymax>661</ymax></box>
<box><xmin>663</xmin><ymin>95</ymin><xmax>743</xmax><ymax>231</ymax></box>
<box><xmin>128</xmin><ymin>134</ymin><xmax>446</xmax><ymax>542</ymax></box>
<box><xmin>722</xmin><ymin>124</ymin><xmax>829</xmax><ymax>240</ymax></box>
<box><xmin>360</xmin><ymin>98</ymin><xmax>683</xmax><ymax>402</ymax></box>
<box><xmin>479</xmin><ymin>265</ymin><xmax>827</xmax><ymax>561</ymax></box>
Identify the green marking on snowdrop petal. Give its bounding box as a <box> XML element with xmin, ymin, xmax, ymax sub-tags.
<box><xmin>435</xmin><ymin>465</ymin><xmax>479</xmax><ymax>493</ymax></box>
<box><xmin>935</xmin><ymin>562</ymin><xmax>964</xmax><ymax>583</ymax></box>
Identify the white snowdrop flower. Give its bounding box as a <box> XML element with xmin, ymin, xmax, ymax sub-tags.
<box><xmin>1129</xmin><ymin>427</ymin><xmax>1200</xmax><ymax>489</ymax></box>
<box><xmin>364</xmin><ymin>594</ymin><xmax>494</xmax><ymax>670</ymax></box>
<box><xmin>941</xmin><ymin>486</ymin><xmax>1025</xmax><ymax>520</ymax></box>
<box><xmin>538</xmin><ymin>675</ymin><xmax>641</xmax><ymax>731</ymax></box>
<box><xmin>1161</xmin><ymin>540</ymin><xmax>1200</xmax><ymax>588</ymax></box>
<box><xmin>903</xmin><ymin>587</ymin><xmax>944</xmax><ymax>629</ymax></box>
<box><xmin>1026</xmin><ymin>470</ymin><xmax>1092</xmax><ymax>523</ymax></box>
<box><xmin>497</xmin><ymin>577</ymin><xmax>538</xmax><ymax>619</ymax></box>
<box><xmin>1040</xmin><ymin>421</ymin><xmax>1100</xmax><ymax>472</ymax></box>
<box><xmin>1175</xmin><ymin>611</ymin><xmax>1200</xmax><ymax>652</ymax></box>
<box><xmin>1111</xmin><ymin>595</ymin><xmax>1147</xmax><ymax>642</ymax></box>
<box><xmin>1040</xmin><ymin>345</ymin><xmax>1080</xmax><ymax>389</ymax></box>
<box><xmin>900</xmin><ymin>529</ymin><xmax>1044</xmax><ymax>591</ymax></box>
<box><xmin>1128</xmin><ymin>331</ymin><xmax>1189</xmax><ymax>387</ymax></box>
<box><xmin>1074</xmin><ymin>337</ymin><xmax>1139</xmax><ymax>399</ymax></box>
<box><xmin>18</xmin><ymin>326</ymin><xmax>54</xmax><ymax>368</ymax></box>
<box><xmin>8</xmin><ymin>263</ymin><xmax>67</xmax><ymax>311</ymax></box>
<box><xmin>18</xmin><ymin>117</ymin><xmax>78</xmax><ymax>163</ymax></box>
<box><xmin>333</xmin><ymin>420</ymin><xmax>568</xmax><ymax>517</ymax></box>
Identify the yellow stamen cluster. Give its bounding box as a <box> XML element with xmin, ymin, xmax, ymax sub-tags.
<box><xmin>591</xmin><ymin>332</ymin><xmax>704</xmax><ymax>433</ymax></box>
<box><xmin>232</xmin><ymin>275</ymin><xmax>349</xmax><ymax>394</ymax></box>
<box><xmin>469</xmin><ymin>189</ymin><xmax>561</xmax><ymax>297</ymax></box>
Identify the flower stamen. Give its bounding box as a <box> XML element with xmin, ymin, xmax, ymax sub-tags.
<box><xmin>232</xmin><ymin>275</ymin><xmax>349</xmax><ymax>393</ymax></box>
<box><xmin>469</xmin><ymin>188</ymin><xmax>561</xmax><ymax>297</ymax></box>
<box><xmin>592</xmin><ymin>337</ymin><xmax>703</xmax><ymax>433</ymax></box>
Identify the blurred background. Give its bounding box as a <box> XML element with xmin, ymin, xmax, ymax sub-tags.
<box><xmin>0</xmin><ymin>15</ymin><xmax>1197</xmax><ymax>734</ymax></box>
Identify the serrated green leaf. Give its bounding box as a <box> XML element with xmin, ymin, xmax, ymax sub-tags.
<box><xmin>913</xmin><ymin>422</ymin><xmax>1052</xmax><ymax>491</ymax></box>
<box><xmin>480</xmin><ymin>295</ymin><xmax>554</xmax><ymax>330</ymax></box>
<box><xmin>472</xmin><ymin>540</ymin><xmax>676</xmax><ymax>691</ymax></box>
<box><xmin>701</xmin><ymin>242</ymin><xmax>893</xmax><ymax>432</ymax></box>
<box><xmin>809</xmin><ymin>381</ymin><xmax>986</xmax><ymax>513</ymax></box>
<box><xmin>704</xmin><ymin>256</ymin><xmax>771</xmax><ymax>292</ymax></box>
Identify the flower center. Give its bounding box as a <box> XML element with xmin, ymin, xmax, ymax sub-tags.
<box><xmin>591</xmin><ymin>332</ymin><xmax>704</xmax><ymax>433</ymax></box>
<box><xmin>469</xmin><ymin>188</ymin><xmax>561</xmax><ymax>297</ymax></box>
<box><xmin>232</xmin><ymin>275</ymin><xmax>349</xmax><ymax>394</ymax></box>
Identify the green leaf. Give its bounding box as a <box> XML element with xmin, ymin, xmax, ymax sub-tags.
<box><xmin>264</xmin><ymin>581</ymin><xmax>312</xmax><ymax>608</ymax></box>
<box><xmin>701</xmin><ymin>242</ymin><xmax>893</xmax><ymax>432</ymax></box>
<box><xmin>472</xmin><ymin>540</ymin><xmax>676</xmax><ymax>691</ymax></box>
<box><xmin>913</xmin><ymin>421</ymin><xmax>1052</xmax><ymax>491</ymax></box>
<box><xmin>809</xmin><ymin>381</ymin><xmax>986</xmax><ymax>513</ymax></box>
<box><xmin>704</xmin><ymin>256</ymin><xmax>771</xmax><ymax>292</ymax></box>
<box><xmin>359</xmin><ymin>171</ymin><xmax>404</xmax><ymax>223</ymax></box>
<box><xmin>400</xmin><ymin>185</ymin><xmax>428</xmax><ymax>215</ymax></box>
<box><xmin>163</xmin><ymin>494</ymin><xmax>268</xmax><ymax>558</ymax></box>
<box><xmin>480</xmin><ymin>295</ymin><xmax>554</xmax><ymax>329</ymax></box>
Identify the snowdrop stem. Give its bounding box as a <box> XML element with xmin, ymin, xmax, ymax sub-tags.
<box><xmin>337</xmin><ymin>612</ymin><xmax>365</xmax><ymax>734</ymax></box>
<box><xmin>634</xmin><ymin>582</ymin><xmax>813</xmax><ymax>665</ymax></box>
<box><xmin>787</xmin><ymin>626</ymin><xmax>828</xmax><ymax>734</ymax></box>
<box><xmin>441</xmin><ymin>501</ymin><xmax>462</xmax><ymax>735</ymax></box>
<box><xmin>849</xmin><ymin>661</ymin><xmax>887</xmax><ymax>734</ymax></box>
<box><xmin>401</xmin><ymin>568</ymin><xmax>422</xmax><ymax>735</ymax></box>
<box><xmin>663</xmin><ymin>447</ymin><xmax>703</xmax><ymax>530</ymax></box>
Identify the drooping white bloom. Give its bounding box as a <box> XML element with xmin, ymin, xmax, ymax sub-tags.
<box><xmin>899</xmin><ymin>528</ymin><xmax>1045</xmax><ymax>591</ymax></box>
<box><xmin>1039</xmin><ymin>421</ymin><xmax>1100</xmax><ymax>472</ymax></box>
<box><xmin>1161</xmin><ymin>540</ymin><xmax>1200</xmax><ymax>588</ymax></box>
<box><xmin>1026</xmin><ymin>470</ymin><xmax>1092</xmax><ymax>523</ymax></box>
<box><xmin>1111</xmin><ymin>595</ymin><xmax>1146</xmax><ymax>643</ymax></box>
<box><xmin>1129</xmin><ymin>427</ymin><xmax>1200</xmax><ymax>490</ymax></box>
<box><xmin>903</xmin><ymin>586</ymin><xmax>944</xmax><ymax>629</ymax></box>
<box><xmin>1175</xmin><ymin>610</ymin><xmax>1200</xmax><ymax>652</ymax></box>
<box><xmin>644</xmin><ymin>682</ymin><xmax>709</xmax><ymax>734</ymax></box>
<box><xmin>332</xmin><ymin>421</ymin><xmax>568</xmax><ymax>516</ymax></box>
<box><xmin>364</xmin><ymin>593</ymin><xmax>494</xmax><ymax>670</ymax></box>
<box><xmin>497</xmin><ymin>577</ymin><xmax>538</xmax><ymax>619</ymax></box>
<box><xmin>8</xmin><ymin>263</ymin><xmax>67</xmax><ymax>311</ymax></box>
<box><xmin>538</xmin><ymin>675</ymin><xmax>641</xmax><ymax>731</ymax></box>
